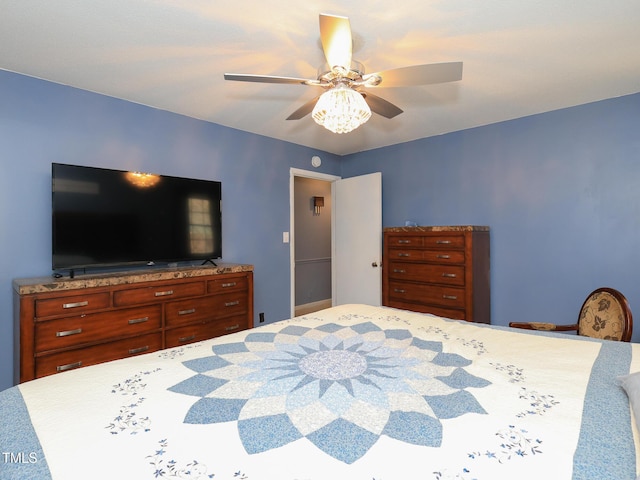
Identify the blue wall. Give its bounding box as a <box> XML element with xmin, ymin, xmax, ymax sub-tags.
<box><xmin>0</xmin><ymin>70</ymin><xmax>341</xmax><ymax>391</ymax></box>
<box><xmin>1</xmin><ymin>68</ymin><xmax>639</xmax><ymax>392</ymax></box>
<box><xmin>342</xmin><ymin>92</ymin><xmax>640</xmax><ymax>342</ymax></box>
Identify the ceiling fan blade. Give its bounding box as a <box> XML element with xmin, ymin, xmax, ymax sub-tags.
<box><xmin>286</xmin><ymin>96</ymin><xmax>321</xmax><ymax>120</ymax></box>
<box><xmin>319</xmin><ymin>13</ymin><xmax>352</xmax><ymax>71</ymax></box>
<box><xmin>224</xmin><ymin>73</ymin><xmax>316</xmax><ymax>85</ymax></box>
<box><xmin>367</xmin><ymin>62</ymin><xmax>463</xmax><ymax>87</ymax></box>
<box><xmin>362</xmin><ymin>92</ymin><xmax>403</xmax><ymax>119</ymax></box>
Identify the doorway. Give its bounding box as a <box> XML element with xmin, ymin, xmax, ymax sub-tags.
<box><xmin>290</xmin><ymin>168</ymin><xmax>383</xmax><ymax>318</ymax></box>
<box><xmin>290</xmin><ymin>168</ymin><xmax>340</xmax><ymax>317</ymax></box>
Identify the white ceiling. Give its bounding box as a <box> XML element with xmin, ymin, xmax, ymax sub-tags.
<box><xmin>1</xmin><ymin>1</ymin><xmax>639</xmax><ymax>155</ymax></box>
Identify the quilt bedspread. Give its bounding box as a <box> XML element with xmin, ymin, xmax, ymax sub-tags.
<box><xmin>1</xmin><ymin>304</ymin><xmax>639</xmax><ymax>479</ymax></box>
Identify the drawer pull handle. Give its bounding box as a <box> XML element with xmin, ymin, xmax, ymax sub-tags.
<box><xmin>397</xmin><ymin>253</ymin><xmax>410</xmax><ymax>257</ymax></box>
<box><xmin>128</xmin><ymin>316</ymin><xmax>149</xmax><ymax>325</ymax></box>
<box><xmin>154</xmin><ymin>290</ymin><xmax>174</xmax><ymax>297</ymax></box>
<box><xmin>441</xmin><ymin>273</ymin><xmax>457</xmax><ymax>278</ymax></box>
<box><xmin>128</xmin><ymin>346</ymin><xmax>149</xmax><ymax>355</ymax></box>
<box><xmin>56</xmin><ymin>328</ymin><xmax>83</xmax><ymax>337</ymax></box>
<box><xmin>222</xmin><ymin>282</ymin><xmax>237</xmax><ymax>288</ymax></box>
<box><xmin>437</xmin><ymin>254</ymin><xmax>451</xmax><ymax>259</ymax></box>
<box><xmin>62</xmin><ymin>300</ymin><xmax>88</xmax><ymax>309</ymax></box>
<box><xmin>397</xmin><ymin>240</ymin><xmax>411</xmax><ymax>244</ymax></box>
<box><xmin>394</xmin><ymin>288</ymin><xmax>407</xmax><ymax>294</ymax></box>
<box><xmin>179</xmin><ymin>335</ymin><xmax>196</xmax><ymax>343</ymax></box>
<box><xmin>57</xmin><ymin>361</ymin><xmax>82</xmax><ymax>372</ymax></box>
<box><xmin>393</xmin><ymin>269</ymin><xmax>406</xmax><ymax>273</ymax></box>
<box><xmin>178</xmin><ymin>308</ymin><xmax>196</xmax><ymax>316</ymax></box>
<box><xmin>225</xmin><ymin>301</ymin><xmax>240</xmax><ymax>307</ymax></box>
<box><xmin>436</xmin><ymin>240</ymin><xmax>452</xmax><ymax>244</ymax></box>
<box><xmin>443</xmin><ymin>294</ymin><xmax>458</xmax><ymax>300</ymax></box>
<box><xmin>225</xmin><ymin>324</ymin><xmax>240</xmax><ymax>332</ymax></box>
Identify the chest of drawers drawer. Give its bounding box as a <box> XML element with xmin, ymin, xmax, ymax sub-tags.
<box><xmin>387</xmin><ymin>248</ymin><xmax>465</xmax><ymax>264</ymax></box>
<box><xmin>386</xmin><ymin>234</ymin><xmax>465</xmax><ymax>249</ymax></box>
<box><xmin>388</xmin><ymin>262</ymin><xmax>465</xmax><ymax>286</ymax></box>
<box><xmin>388</xmin><ymin>280</ymin><xmax>465</xmax><ymax>309</ymax></box>
<box><xmin>34</xmin><ymin>305</ymin><xmax>162</xmax><ymax>353</ymax></box>
<box><xmin>423</xmin><ymin>235</ymin><xmax>465</xmax><ymax>249</ymax></box>
<box><xmin>386</xmin><ymin>300</ymin><xmax>467</xmax><ymax>321</ymax></box>
<box><xmin>386</xmin><ymin>236</ymin><xmax>424</xmax><ymax>247</ymax></box>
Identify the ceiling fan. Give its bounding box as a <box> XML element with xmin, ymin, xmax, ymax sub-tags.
<box><xmin>224</xmin><ymin>13</ymin><xmax>463</xmax><ymax>133</ymax></box>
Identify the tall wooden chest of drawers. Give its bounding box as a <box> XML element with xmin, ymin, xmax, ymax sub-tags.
<box><xmin>14</xmin><ymin>265</ymin><xmax>253</xmax><ymax>383</ymax></box>
<box><xmin>382</xmin><ymin>226</ymin><xmax>490</xmax><ymax>323</ymax></box>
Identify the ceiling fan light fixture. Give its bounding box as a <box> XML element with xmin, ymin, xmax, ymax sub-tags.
<box><xmin>311</xmin><ymin>83</ymin><xmax>371</xmax><ymax>134</ymax></box>
<box><xmin>224</xmin><ymin>14</ymin><xmax>463</xmax><ymax>130</ymax></box>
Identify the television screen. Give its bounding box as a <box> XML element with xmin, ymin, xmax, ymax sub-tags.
<box><xmin>52</xmin><ymin>163</ymin><xmax>222</xmax><ymax>271</ymax></box>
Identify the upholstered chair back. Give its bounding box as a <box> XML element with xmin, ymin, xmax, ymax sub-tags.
<box><xmin>578</xmin><ymin>289</ymin><xmax>632</xmax><ymax>342</ymax></box>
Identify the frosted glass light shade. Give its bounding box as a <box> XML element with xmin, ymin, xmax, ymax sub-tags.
<box><xmin>311</xmin><ymin>84</ymin><xmax>371</xmax><ymax>134</ymax></box>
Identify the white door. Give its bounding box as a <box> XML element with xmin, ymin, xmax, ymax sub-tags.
<box><xmin>332</xmin><ymin>172</ymin><xmax>382</xmax><ymax>306</ymax></box>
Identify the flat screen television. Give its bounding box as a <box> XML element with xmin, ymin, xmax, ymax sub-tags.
<box><xmin>52</xmin><ymin>163</ymin><xmax>222</xmax><ymax>272</ymax></box>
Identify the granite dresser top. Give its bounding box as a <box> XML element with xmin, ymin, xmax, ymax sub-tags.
<box><xmin>383</xmin><ymin>225</ymin><xmax>489</xmax><ymax>233</ymax></box>
<box><xmin>14</xmin><ymin>263</ymin><xmax>253</xmax><ymax>295</ymax></box>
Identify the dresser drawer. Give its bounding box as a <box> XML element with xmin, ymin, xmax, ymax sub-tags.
<box><xmin>387</xmin><ymin>248</ymin><xmax>465</xmax><ymax>263</ymax></box>
<box><xmin>208</xmin><ymin>275</ymin><xmax>248</xmax><ymax>295</ymax></box>
<box><xmin>35</xmin><ymin>305</ymin><xmax>162</xmax><ymax>353</ymax></box>
<box><xmin>165</xmin><ymin>296</ymin><xmax>219</xmax><ymax>327</ymax></box>
<box><xmin>165</xmin><ymin>292</ymin><xmax>248</xmax><ymax>327</ymax></box>
<box><xmin>209</xmin><ymin>292</ymin><xmax>249</xmax><ymax>318</ymax></box>
<box><xmin>113</xmin><ymin>281</ymin><xmax>205</xmax><ymax>307</ymax></box>
<box><xmin>388</xmin><ymin>263</ymin><xmax>465</xmax><ymax>286</ymax></box>
<box><xmin>388</xmin><ymin>281</ymin><xmax>465</xmax><ymax>308</ymax></box>
<box><xmin>34</xmin><ymin>332</ymin><xmax>162</xmax><ymax>378</ymax></box>
<box><xmin>35</xmin><ymin>292</ymin><xmax>111</xmax><ymax>318</ymax></box>
<box><xmin>165</xmin><ymin>314</ymin><xmax>248</xmax><ymax>348</ymax></box>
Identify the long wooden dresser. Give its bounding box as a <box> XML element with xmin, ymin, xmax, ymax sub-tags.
<box><xmin>383</xmin><ymin>226</ymin><xmax>490</xmax><ymax>323</ymax></box>
<box><xmin>14</xmin><ymin>264</ymin><xmax>253</xmax><ymax>383</ymax></box>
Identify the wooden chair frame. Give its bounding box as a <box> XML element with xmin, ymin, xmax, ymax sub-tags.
<box><xmin>509</xmin><ymin>287</ymin><xmax>633</xmax><ymax>342</ymax></box>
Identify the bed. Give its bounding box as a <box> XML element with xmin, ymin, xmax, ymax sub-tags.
<box><xmin>2</xmin><ymin>303</ymin><xmax>639</xmax><ymax>479</ymax></box>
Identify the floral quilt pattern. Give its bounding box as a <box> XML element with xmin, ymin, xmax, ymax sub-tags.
<box><xmin>168</xmin><ymin>315</ymin><xmax>491</xmax><ymax>463</ymax></box>
<box><xmin>8</xmin><ymin>304</ymin><xmax>636</xmax><ymax>480</ymax></box>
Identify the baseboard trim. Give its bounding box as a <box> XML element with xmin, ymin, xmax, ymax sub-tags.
<box><xmin>295</xmin><ymin>298</ymin><xmax>332</xmax><ymax>316</ymax></box>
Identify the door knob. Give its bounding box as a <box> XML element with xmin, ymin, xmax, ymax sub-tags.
<box><xmin>371</xmin><ymin>262</ymin><xmax>379</xmax><ymax>267</ymax></box>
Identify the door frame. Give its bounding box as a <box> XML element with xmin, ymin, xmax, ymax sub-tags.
<box><xmin>290</xmin><ymin>168</ymin><xmax>341</xmax><ymax>318</ymax></box>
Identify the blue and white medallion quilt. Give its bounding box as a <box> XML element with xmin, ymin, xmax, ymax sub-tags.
<box><xmin>1</xmin><ymin>304</ymin><xmax>639</xmax><ymax>479</ymax></box>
